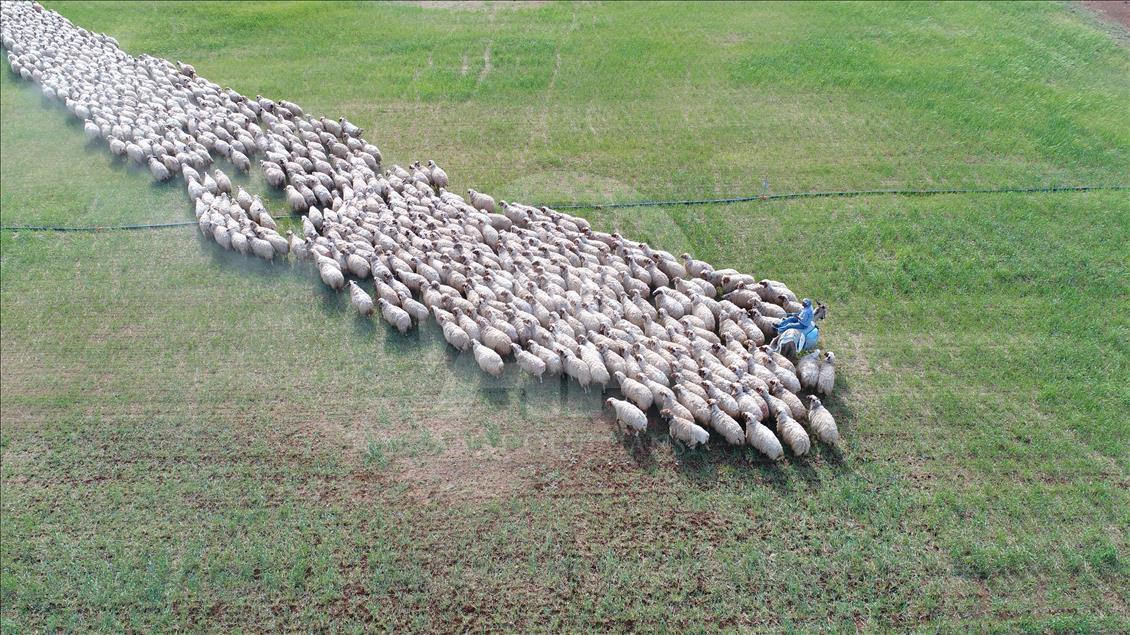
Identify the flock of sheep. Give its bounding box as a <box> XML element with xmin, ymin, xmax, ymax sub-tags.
<box><xmin>2</xmin><ymin>1</ymin><xmax>841</xmax><ymax>459</ymax></box>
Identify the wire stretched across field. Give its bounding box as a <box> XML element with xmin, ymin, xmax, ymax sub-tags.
<box><xmin>2</xmin><ymin>183</ymin><xmax>1126</xmax><ymax>233</ymax></box>
<box><xmin>545</xmin><ymin>183</ymin><xmax>1130</xmax><ymax>210</ymax></box>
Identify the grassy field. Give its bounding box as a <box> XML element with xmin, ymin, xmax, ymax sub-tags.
<box><xmin>1</xmin><ymin>1</ymin><xmax>1128</xmax><ymax>631</ymax></box>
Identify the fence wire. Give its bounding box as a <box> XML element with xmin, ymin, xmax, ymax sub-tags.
<box><xmin>2</xmin><ymin>183</ymin><xmax>1126</xmax><ymax>233</ymax></box>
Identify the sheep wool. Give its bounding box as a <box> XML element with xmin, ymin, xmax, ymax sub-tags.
<box><xmin>318</xmin><ymin>263</ymin><xmax>344</xmax><ymax>290</ymax></box>
<box><xmin>708</xmin><ymin>402</ymin><xmax>745</xmax><ymax>446</ymax></box>
<box><xmin>614</xmin><ymin>371</ymin><xmax>653</xmax><ymax>411</ymax></box>
<box><xmin>775</xmin><ymin>411</ymin><xmax>811</xmax><ymax>456</ymax></box>
<box><xmin>806</xmin><ymin>396</ymin><xmax>840</xmax><ymax>445</ymax></box>
<box><xmin>471</xmin><ymin>340</ymin><xmax>505</xmax><ymax>377</ymax></box>
<box><xmin>745</xmin><ymin>418</ymin><xmax>784</xmax><ymax>460</ymax></box>
<box><xmin>439</xmin><ymin>317</ymin><xmax>472</xmax><ymax>352</ymax></box>
<box><xmin>514</xmin><ymin>346</ymin><xmax>547</xmax><ymax>381</ymax></box>
<box><xmin>348</xmin><ymin>280</ymin><xmax>374</xmax><ymax>316</ymax></box>
<box><xmin>562</xmin><ymin>350</ymin><xmax>592</xmax><ymax>390</ymax></box>
<box><xmin>606</xmin><ymin>398</ymin><xmax>647</xmax><ymax>435</ymax></box>
<box><xmin>796</xmin><ymin>350</ymin><xmax>822</xmax><ymax>391</ymax></box>
<box><xmin>249</xmin><ymin>234</ymin><xmax>274</xmax><ymax>260</ymax></box>
<box><xmin>0</xmin><ymin>0</ymin><xmax>847</xmax><ymax>458</ymax></box>
<box><xmin>771</xmin><ymin>381</ymin><xmax>807</xmax><ymax>422</ymax></box>
<box><xmin>817</xmin><ymin>351</ymin><xmax>836</xmax><ymax>396</ymax></box>
<box><xmin>378</xmin><ymin>298</ymin><xmax>413</xmax><ymax>334</ymax></box>
<box><xmin>664</xmin><ymin>411</ymin><xmax>709</xmax><ymax>449</ymax></box>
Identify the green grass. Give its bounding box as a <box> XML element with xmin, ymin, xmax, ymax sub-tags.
<box><xmin>2</xmin><ymin>1</ymin><xmax>1128</xmax><ymax>631</ymax></box>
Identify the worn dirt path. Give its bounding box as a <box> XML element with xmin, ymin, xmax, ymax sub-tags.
<box><xmin>1082</xmin><ymin>0</ymin><xmax>1130</xmax><ymax>29</ymax></box>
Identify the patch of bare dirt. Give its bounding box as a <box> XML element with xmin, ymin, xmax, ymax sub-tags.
<box><xmin>377</xmin><ymin>416</ymin><xmax>630</xmax><ymax>505</ymax></box>
<box><xmin>1082</xmin><ymin>1</ymin><xmax>1130</xmax><ymax>29</ymax></box>
<box><xmin>278</xmin><ymin>404</ymin><xmax>624</xmax><ymax>506</ymax></box>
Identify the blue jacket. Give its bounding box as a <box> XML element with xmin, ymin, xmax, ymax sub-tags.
<box><xmin>775</xmin><ymin>299</ymin><xmax>814</xmax><ymax>333</ymax></box>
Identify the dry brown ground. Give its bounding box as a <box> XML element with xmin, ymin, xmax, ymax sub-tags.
<box><xmin>1082</xmin><ymin>0</ymin><xmax>1130</xmax><ymax>29</ymax></box>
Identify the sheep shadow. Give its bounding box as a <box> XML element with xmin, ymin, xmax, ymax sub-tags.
<box><xmin>352</xmin><ymin>311</ymin><xmax>378</xmax><ymax>338</ymax></box>
<box><xmin>658</xmin><ymin>388</ymin><xmax>857</xmax><ymax>490</ymax></box>
<box><xmin>616</xmin><ymin>427</ymin><xmax>658</xmax><ymax>469</ymax></box>
<box><xmin>666</xmin><ymin>439</ymin><xmax>793</xmax><ymax>493</ymax></box>
<box><xmin>2</xmin><ymin>74</ymin><xmax>684</xmax><ymax>471</ymax></box>
<box><xmin>196</xmin><ymin>230</ymin><xmax>309</xmax><ymax>282</ymax></box>
<box><xmin>180</xmin><ymin>176</ymin><xmax>856</xmax><ymax>485</ymax></box>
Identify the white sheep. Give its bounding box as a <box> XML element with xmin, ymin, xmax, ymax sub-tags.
<box><xmin>583</xmin><ymin>349</ymin><xmax>611</xmax><ymax>388</ymax></box>
<box><xmin>471</xmin><ymin>339</ymin><xmax>504</xmax><ymax>377</ymax></box>
<box><xmin>230</xmin><ymin>149</ymin><xmax>251</xmax><ymax>173</ymax></box>
<box><xmin>515</xmin><ymin>346</ymin><xmax>547</xmax><ymax>381</ymax></box>
<box><xmin>249</xmin><ymin>234</ymin><xmax>274</xmax><ymax>260</ymax></box>
<box><xmin>345</xmin><ymin>251</ymin><xmax>370</xmax><ymax>279</ymax></box>
<box><xmin>348</xmin><ymin>280</ymin><xmax>374</xmax><ymax>316</ymax></box>
<box><xmin>285</xmin><ymin>185</ymin><xmax>307</xmax><ymax>213</ymax></box>
<box><xmin>400</xmin><ymin>297</ymin><xmax>429</xmax><ymax>323</ymax></box>
<box><xmin>796</xmin><ymin>350</ymin><xmax>822</xmax><ymax>391</ymax></box>
<box><xmin>662</xmin><ymin>409</ymin><xmax>709</xmax><ymax>449</ymax></box>
<box><xmin>235</xmin><ymin>188</ymin><xmax>253</xmax><ymax>211</ymax></box>
<box><xmin>439</xmin><ymin>316</ymin><xmax>471</xmax><ymax>351</ymax></box>
<box><xmin>478</xmin><ymin>321</ymin><xmax>513</xmax><ymax>356</ymax></box>
<box><xmin>287</xmin><ymin>232</ymin><xmax>309</xmax><ymax>260</ymax></box>
<box><xmin>83</xmin><ymin>118</ymin><xmax>100</xmax><ymax>141</ymax></box>
<box><xmin>212</xmin><ymin>168</ymin><xmax>232</xmax><ymax>194</ymax></box>
<box><xmin>427</xmin><ymin>160</ymin><xmax>448</xmax><ymax>188</ymax></box>
<box><xmin>148</xmin><ymin>156</ymin><xmax>170</xmax><ymax>181</ymax></box>
<box><xmin>745</xmin><ymin>416</ymin><xmax>784</xmax><ymax>460</ymax></box>
<box><xmin>211</xmin><ymin>224</ymin><xmax>232</xmax><ymax>251</ymax></box>
<box><xmin>562</xmin><ymin>350</ymin><xmax>592</xmax><ymax>391</ymax></box>
<box><xmin>318</xmin><ymin>262</ymin><xmax>344</xmax><ymax>290</ymax></box>
<box><xmin>467</xmin><ymin>188</ymin><xmax>496</xmax><ymax>213</ymax></box>
<box><xmin>708</xmin><ymin>400</ymin><xmax>745</xmax><ymax>446</ymax></box>
<box><xmin>378</xmin><ymin>298</ymin><xmax>412</xmax><ymax>334</ymax></box>
<box><xmin>770</xmin><ymin>380</ymin><xmax>807</xmax><ymax>422</ymax></box>
<box><xmin>817</xmin><ymin>351</ymin><xmax>836</xmax><ymax>396</ymax></box>
<box><xmin>614</xmin><ymin>371</ymin><xmax>653</xmax><ymax>411</ymax></box>
<box><xmin>258</xmin><ymin>210</ymin><xmax>277</xmax><ymax>232</ymax></box>
<box><xmin>806</xmin><ymin>396</ymin><xmax>840</xmax><ymax>445</ymax></box>
<box><xmin>606</xmin><ymin>397</ymin><xmax>647</xmax><ymax>436</ymax></box>
<box><xmin>775</xmin><ymin>411</ymin><xmax>811</xmax><ymax>456</ymax></box>
<box><xmin>230</xmin><ymin>230</ymin><xmax>249</xmax><ymax>255</ymax></box>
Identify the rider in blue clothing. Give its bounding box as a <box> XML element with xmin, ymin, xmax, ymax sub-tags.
<box><xmin>775</xmin><ymin>298</ymin><xmax>814</xmax><ymax>334</ymax></box>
